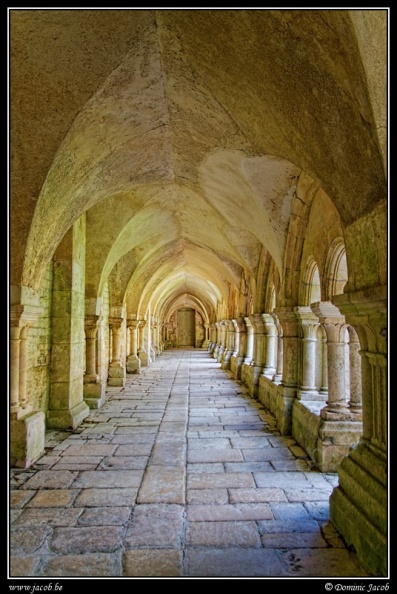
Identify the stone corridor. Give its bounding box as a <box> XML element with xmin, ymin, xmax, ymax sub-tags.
<box><xmin>10</xmin><ymin>349</ymin><xmax>370</xmax><ymax>579</ymax></box>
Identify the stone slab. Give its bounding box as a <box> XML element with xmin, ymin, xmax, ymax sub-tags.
<box><xmin>185</xmin><ymin>547</ymin><xmax>286</xmax><ymax>577</ymax></box>
<box><xmin>41</xmin><ymin>553</ymin><xmax>121</xmax><ymax>577</ymax></box>
<box><xmin>49</xmin><ymin>526</ymin><xmax>123</xmax><ymax>553</ymax></box>
<box><xmin>187</xmin><ymin>503</ymin><xmax>273</xmax><ymax>521</ymax></box>
<box><xmin>185</xmin><ymin>521</ymin><xmax>261</xmax><ymax>547</ymax></box>
<box><xmin>137</xmin><ymin>466</ymin><xmax>185</xmax><ymax>503</ymax></box>
<box><xmin>124</xmin><ymin>504</ymin><xmax>184</xmax><ymax>548</ymax></box>
<box><xmin>229</xmin><ymin>488</ymin><xmax>288</xmax><ymax>503</ymax></box>
<box><xmin>123</xmin><ymin>549</ymin><xmax>183</xmax><ymax>577</ymax></box>
<box><xmin>73</xmin><ymin>488</ymin><xmax>138</xmax><ymax>507</ymax></box>
<box><xmin>188</xmin><ymin>472</ymin><xmax>255</xmax><ymax>489</ymax></box>
<box><xmin>72</xmin><ymin>470</ymin><xmax>143</xmax><ymax>488</ymax></box>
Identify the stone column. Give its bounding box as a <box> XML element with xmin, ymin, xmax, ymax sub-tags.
<box><xmin>108</xmin><ymin>317</ymin><xmax>126</xmax><ymax>387</ymax></box>
<box><xmin>213</xmin><ymin>322</ymin><xmax>221</xmax><ymax>359</ymax></box>
<box><xmin>126</xmin><ymin>320</ymin><xmax>141</xmax><ymax>374</ymax></box>
<box><xmin>221</xmin><ymin>320</ymin><xmax>234</xmax><ymax>370</ymax></box>
<box><xmin>231</xmin><ymin>317</ymin><xmax>245</xmax><ymax>379</ymax></box>
<box><xmin>138</xmin><ymin>320</ymin><xmax>149</xmax><ymax>366</ymax></box>
<box><xmin>243</xmin><ymin>316</ymin><xmax>254</xmax><ymax>365</ymax></box>
<box><xmin>295</xmin><ymin>307</ymin><xmax>320</xmax><ymax>400</ymax></box>
<box><xmin>150</xmin><ymin>319</ymin><xmax>157</xmax><ymax>362</ymax></box>
<box><xmin>271</xmin><ymin>313</ymin><xmax>283</xmax><ymax>384</ymax></box>
<box><xmin>348</xmin><ymin>327</ymin><xmax>362</xmax><ymax>416</ymax></box>
<box><xmin>248</xmin><ymin>313</ymin><xmax>265</xmax><ymax>397</ymax></box>
<box><xmin>319</xmin><ymin>328</ymin><xmax>329</xmax><ymax>396</ymax></box>
<box><xmin>48</xmin><ymin>220</ymin><xmax>89</xmax><ymax>430</ymax></box>
<box><xmin>217</xmin><ymin>321</ymin><xmax>227</xmax><ymax>363</ymax></box>
<box><xmin>10</xmin><ymin>304</ymin><xmax>46</xmax><ymax>468</ymax></box>
<box><xmin>83</xmin><ymin>315</ymin><xmax>106</xmax><ymax>408</ymax></box>
<box><xmin>311</xmin><ymin>302</ymin><xmax>349</xmax><ymax>418</ymax></box>
<box><xmin>329</xmin><ymin>286</ymin><xmax>387</xmax><ymax>576</ymax></box>
<box><xmin>261</xmin><ymin>313</ymin><xmax>277</xmax><ymax>379</ymax></box>
<box><xmin>274</xmin><ymin>307</ymin><xmax>301</xmax><ymax>434</ymax></box>
<box><xmin>202</xmin><ymin>323</ymin><xmax>210</xmax><ymax>349</ymax></box>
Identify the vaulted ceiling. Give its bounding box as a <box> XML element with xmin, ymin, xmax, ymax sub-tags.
<box><xmin>10</xmin><ymin>9</ymin><xmax>386</xmax><ymax>319</ymax></box>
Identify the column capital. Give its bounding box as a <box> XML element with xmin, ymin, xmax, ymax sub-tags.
<box><xmin>109</xmin><ymin>317</ymin><xmax>123</xmax><ymax>329</ymax></box>
<box><xmin>310</xmin><ymin>301</ymin><xmax>345</xmax><ymax>324</ymax></box>
<box><xmin>127</xmin><ymin>319</ymin><xmax>140</xmax><ymax>329</ymax></box>
<box><xmin>10</xmin><ymin>304</ymin><xmax>43</xmax><ymax>328</ymax></box>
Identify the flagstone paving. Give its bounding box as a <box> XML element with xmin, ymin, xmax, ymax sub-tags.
<box><xmin>9</xmin><ymin>349</ymin><xmax>370</xmax><ymax>578</ymax></box>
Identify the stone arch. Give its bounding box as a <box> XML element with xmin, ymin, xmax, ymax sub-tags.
<box><xmin>324</xmin><ymin>237</ymin><xmax>348</xmax><ymax>301</ymax></box>
<box><xmin>300</xmin><ymin>256</ymin><xmax>322</xmax><ymax>306</ymax></box>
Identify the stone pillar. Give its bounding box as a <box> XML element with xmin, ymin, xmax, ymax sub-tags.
<box><xmin>83</xmin><ymin>315</ymin><xmax>106</xmax><ymax>408</ymax></box>
<box><xmin>150</xmin><ymin>319</ymin><xmax>157</xmax><ymax>362</ymax></box>
<box><xmin>202</xmin><ymin>323</ymin><xmax>210</xmax><ymax>349</ymax></box>
<box><xmin>217</xmin><ymin>321</ymin><xmax>227</xmax><ymax>363</ymax></box>
<box><xmin>230</xmin><ymin>317</ymin><xmax>245</xmax><ymax>379</ymax></box>
<box><xmin>271</xmin><ymin>313</ymin><xmax>283</xmax><ymax>384</ymax></box>
<box><xmin>319</xmin><ymin>328</ymin><xmax>329</xmax><ymax>396</ymax></box>
<box><xmin>48</xmin><ymin>220</ymin><xmax>90</xmax><ymax>430</ymax></box>
<box><xmin>348</xmin><ymin>327</ymin><xmax>362</xmax><ymax>415</ymax></box>
<box><xmin>213</xmin><ymin>322</ymin><xmax>221</xmax><ymax>359</ymax></box>
<box><xmin>295</xmin><ymin>306</ymin><xmax>319</xmax><ymax>400</ymax></box>
<box><xmin>10</xmin><ymin>304</ymin><xmax>46</xmax><ymax>468</ymax></box>
<box><xmin>329</xmin><ymin>286</ymin><xmax>387</xmax><ymax>576</ymax></box>
<box><xmin>274</xmin><ymin>307</ymin><xmax>301</xmax><ymax>434</ymax></box>
<box><xmin>221</xmin><ymin>320</ymin><xmax>234</xmax><ymax>370</ymax></box>
<box><xmin>261</xmin><ymin>313</ymin><xmax>277</xmax><ymax>379</ymax></box>
<box><xmin>249</xmin><ymin>313</ymin><xmax>265</xmax><ymax>397</ymax></box>
<box><xmin>138</xmin><ymin>320</ymin><xmax>149</xmax><ymax>366</ymax></box>
<box><xmin>108</xmin><ymin>317</ymin><xmax>126</xmax><ymax>387</ymax></box>
<box><xmin>243</xmin><ymin>316</ymin><xmax>254</xmax><ymax>364</ymax></box>
<box><xmin>126</xmin><ymin>320</ymin><xmax>141</xmax><ymax>374</ymax></box>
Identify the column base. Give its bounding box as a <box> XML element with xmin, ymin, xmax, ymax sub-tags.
<box><xmin>127</xmin><ymin>355</ymin><xmax>141</xmax><ymax>374</ymax></box>
<box><xmin>83</xmin><ymin>380</ymin><xmax>106</xmax><ymax>409</ymax></box>
<box><xmin>10</xmin><ymin>411</ymin><xmax>45</xmax><ymax>468</ymax></box>
<box><xmin>297</xmin><ymin>388</ymin><xmax>327</xmax><ymax>401</ymax></box>
<box><xmin>330</xmin><ymin>441</ymin><xmax>388</xmax><ymax>576</ymax></box>
<box><xmin>47</xmin><ymin>400</ymin><xmax>89</xmax><ymax>430</ymax></box>
<box><xmin>274</xmin><ymin>385</ymin><xmax>297</xmax><ymax>435</ymax></box>
<box><xmin>138</xmin><ymin>351</ymin><xmax>149</xmax><ymax>367</ymax></box>
<box><xmin>317</xmin><ymin>418</ymin><xmax>363</xmax><ymax>472</ymax></box>
<box><xmin>230</xmin><ymin>355</ymin><xmax>243</xmax><ymax>379</ymax></box>
<box><xmin>108</xmin><ymin>362</ymin><xmax>126</xmax><ymax>387</ymax></box>
<box><xmin>201</xmin><ymin>340</ymin><xmax>210</xmax><ymax>349</ymax></box>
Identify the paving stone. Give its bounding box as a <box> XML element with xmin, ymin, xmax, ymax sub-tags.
<box><xmin>187</xmin><ymin>489</ymin><xmax>229</xmax><ymax>504</ymax></box>
<box><xmin>10</xmin><ymin>526</ymin><xmax>53</xmax><ymax>554</ymax></box>
<box><xmin>137</xmin><ymin>466</ymin><xmax>185</xmax><ymax>503</ymax></box>
<box><xmin>13</xmin><ymin>508</ymin><xmax>83</xmax><ymax>527</ymax></box>
<box><xmin>185</xmin><ymin>521</ymin><xmax>261</xmax><ymax>547</ymax></box>
<box><xmin>187</xmin><ymin>463</ymin><xmax>225</xmax><ymax>473</ymax></box>
<box><xmin>282</xmin><ymin>548</ymin><xmax>370</xmax><ymax>576</ymax></box>
<box><xmin>186</xmin><ymin>547</ymin><xmax>286</xmax><ymax>577</ymax></box>
<box><xmin>62</xmin><ymin>444</ymin><xmax>117</xmax><ymax>456</ymax></box>
<box><xmin>20</xmin><ymin>470</ymin><xmax>78</xmax><ymax>490</ymax></box>
<box><xmin>99</xmin><ymin>456</ymin><xmax>148</xmax><ymax>470</ymax></box>
<box><xmin>257</xmin><ymin>519</ymin><xmax>321</xmax><ymax>534</ymax></box>
<box><xmin>111</xmin><ymin>434</ymin><xmax>156</xmax><ymax>445</ymax></box>
<box><xmin>9</xmin><ymin>556</ymin><xmax>41</xmax><ymax>577</ymax></box>
<box><xmin>271</xmin><ymin>459</ymin><xmax>312</xmax><ymax>471</ymax></box>
<box><xmin>150</xmin><ymin>442</ymin><xmax>186</xmax><ymax>465</ymax></box>
<box><xmin>10</xmin><ymin>510</ymin><xmax>23</xmax><ymax>523</ymax></box>
<box><xmin>49</xmin><ymin>526</ymin><xmax>123</xmax><ymax>553</ymax></box>
<box><xmin>229</xmin><ymin>436</ymin><xmax>271</xmax><ymax>448</ymax></box>
<box><xmin>124</xmin><ymin>504</ymin><xmax>184</xmax><ymax>548</ymax></box>
<box><xmin>10</xmin><ymin>490</ymin><xmax>36</xmax><ymax>508</ymax></box>
<box><xmin>188</xmin><ymin>472</ymin><xmax>255</xmax><ymax>489</ymax></box>
<box><xmin>73</xmin><ymin>488</ymin><xmax>138</xmax><ymax>507</ymax></box>
<box><xmin>72</xmin><ymin>470</ymin><xmax>143</xmax><ymax>488</ymax></box>
<box><xmin>123</xmin><ymin>549</ymin><xmax>183</xmax><ymax>577</ymax></box>
<box><xmin>41</xmin><ymin>553</ymin><xmax>121</xmax><ymax>577</ymax></box>
<box><xmin>229</xmin><ymin>488</ymin><xmax>288</xmax><ymax>503</ymax></box>
<box><xmin>188</xmin><ymin>437</ymin><xmax>231</xmax><ymax>449</ymax></box>
<box><xmin>261</xmin><ymin>532</ymin><xmax>328</xmax><ymax>548</ymax></box>
<box><xmin>187</xmin><ymin>449</ymin><xmax>243</xmax><ymax>463</ymax></box>
<box><xmin>187</xmin><ymin>503</ymin><xmax>273</xmax><ymax>521</ymax></box>
<box><xmin>224</xmin><ymin>461</ymin><xmax>274</xmax><ymax>472</ymax></box>
<box><xmin>243</xmin><ymin>448</ymin><xmax>294</xmax><ymax>461</ymax></box>
<box><xmin>78</xmin><ymin>506</ymin><xmax>131</xmax><ymax>525</ymax></box>
<box><xmin>253</xmin><ymin>471</ymin><xmax>313</xmax><ymax>489</ymax></box>
<box><xmin>269</xmin><ymin>502</ymin><xmax>311</xmax><ymax>520</ymax></box>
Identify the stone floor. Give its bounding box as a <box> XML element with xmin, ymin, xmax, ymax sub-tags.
<box><xmin>9</xmin><ymin>349</ymin><xmax>371</xmax><ymax>579</ymax></box>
